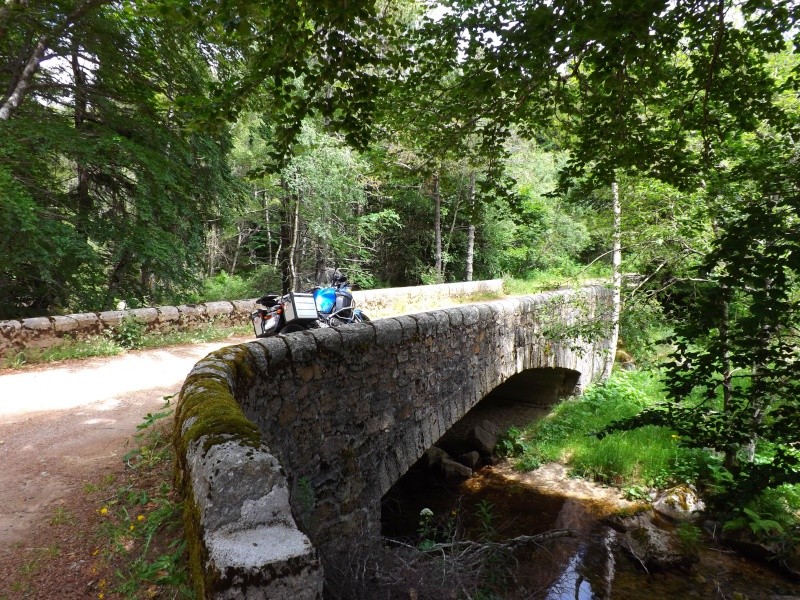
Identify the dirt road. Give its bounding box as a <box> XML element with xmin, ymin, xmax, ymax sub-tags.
<box><xmin>0</xmin><ymin>337</ymin><xmax>249</xmax><ymax>550</ymax></box>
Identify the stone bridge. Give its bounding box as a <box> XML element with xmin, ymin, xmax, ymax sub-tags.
<box><xmin>174</xmin><ymin>286</ymin><xmax>613</xmax><ymax>599</ymax></box>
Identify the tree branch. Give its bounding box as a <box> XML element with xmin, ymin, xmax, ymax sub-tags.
<box><xmin>0</xmin><ymin>0</ymin><xmax>110</xmax><ymax>120</ymax></box>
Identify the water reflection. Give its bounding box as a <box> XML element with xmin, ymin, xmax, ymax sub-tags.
<box><xmin>546</xmin><ymin>546</ymin><xmax>594</xmax><ymax>600</ymax></box>
<box><xmin>381</xmin><ymin>463</ymin><xmax>800</xmax><ymax>600</ymax></box>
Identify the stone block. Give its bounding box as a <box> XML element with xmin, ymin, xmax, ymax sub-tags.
<box><xmin>186</xmin><ymin>438</ymin><xmax>322</xmax><ymax>599</ymax></box>
<box><xmin>373</xmin><ymin>318</ymin><xmax>402</xmax><ymax>346</ymax></box>
<box><xmin>128</xmin><ymin>307</ymin><xmax>159</xmax><ymax>324</ymax></box>
<box><xmin>441</xmin><ymin>456</ymin><xmax>472</xmax><ymax>483</ymax></box>
<box><xmin>459</xmin><ymin>305</ymin><xmax>480</xmax><ymax>326</ymax></box>
<box><xmin>21</xmin><ymin>316</ymin><xmax>52</xmax><ymax>332</ymax></box>
<box><xmin>458</xmin><ymin>451</ymin><xmax>482</xmax><ymax>469</ymax></box>
<box><xmin>231</xmin><ymin>299</ymin><xmax>255</xmax><ymax>315</ymax></box>
<box><xmin>311</xmin><ymin>327</ymin><xmax>343</xmax><ymax>355</ymax></box>
<box><xmin>70</xmin><ymin>312</ymin><xmax>101</xmax><ymax>333</ymax></box>
<box><xmin>413</xmin><ymin>312</ymin><xmax>437</xmax><ymax>338</ymax></box>
<box><xmin>156</xmin><ymin>306</ymin><xmax>180</xmax><ymax>323</ymax></box>
<box><xmin>338</xmin><ymin>322</ymin><xmax>375</xmax><ymax>351</ymax></box>
<box><xmin>467</xmin><ymin>419</ymin><xmax>501</xmax><ymax>456</ymax></box>
<box><xmin>0</xmin><ymin>320</ymin><xmax>21</xmax><ymax>336</ymax></box>
<box><xmin>99</xmin><ymin>310</ymin><xmax>127</xmax><ymax>327</ymax></box>
<box><xmin>51</xmin><ymin>315</ymin><xmax>78</xmax><ymax>333</ymax></box>
<box><xmin>203</xmin><ymin>300</ymin><xmax>235</xmax><ymax>318</ymax></box>
<box><xmin>284</xmin><ymin>332</ymin><xmax>319</xmax><ymax>364</ymax></box>
<box><xmin>176</xmin><ymin>304</ymin><xmax>200</xmax><ymax>321</ymax></box>
<box><xmin>253</xmin><ymin>336</ymin><xmax>289</xmax><ymax>369</ymax></box>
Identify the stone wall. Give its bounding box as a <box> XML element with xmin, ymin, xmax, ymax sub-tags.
<box><xmin>174</xmin><ymin>286</ymin><xmax>613</xmax><ymax>599</ymax></box>
<box><xmin>0</xmin><ymin>279</ymin><xmax>504</xmax><ymax>359</ymax></box>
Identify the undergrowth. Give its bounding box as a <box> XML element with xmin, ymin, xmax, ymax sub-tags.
<box><xmin>88</xmin><ymin>396</ymin><xmax>193</xmax><ymax>599</ymax></box>
<box><xmin>1</xmin><ymin>321</ymin><xmax>249</xmax><ymax>369</ymax></box>
<box><xmin>503</xmin><ymin>263</ymin><xmax>611</xmax><ymax>296</ymax></box>
<box><xmin>505</xmin><ymin>370</ymin><xmax>717</xmax><ymax>490</ymax></box>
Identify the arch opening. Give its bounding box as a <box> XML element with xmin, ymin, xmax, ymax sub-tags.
<box><xmin>381</xmin><ymin>366</ymin><xmax>582</xmax><ymax>541</ymax></box>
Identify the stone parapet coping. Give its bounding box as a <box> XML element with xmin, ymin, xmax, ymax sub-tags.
<box><xmin>0</xmin><ymin>279</ymin><xmax>504</xmax><ymax>358</ymax></box>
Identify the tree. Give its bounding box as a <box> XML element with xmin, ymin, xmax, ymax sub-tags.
<box><xmin>0</xmin><ymin>1</ymin><xmax>235</xmax><ymax>316</ymax></box>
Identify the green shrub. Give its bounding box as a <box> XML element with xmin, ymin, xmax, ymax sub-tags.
<box><xmin>110</xmin><ymin>316</ymin><xmax>147</xmax><ymax>349</ymax></box>
<box><xmin>514</xmin><ymin>370</ymin><xmax>716</xmax><ymax>491</ymax></box>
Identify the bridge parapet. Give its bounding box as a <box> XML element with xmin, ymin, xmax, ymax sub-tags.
<box><xmin>174</xmin><ymin>286</ymin><xmax>613</xmax><ymax>599</ymax></box>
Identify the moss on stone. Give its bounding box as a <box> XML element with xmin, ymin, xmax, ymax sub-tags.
<box><xmin>172</xmin><ymin>343</ymin><xmax>263</xmax><ymax>598</ymax></box>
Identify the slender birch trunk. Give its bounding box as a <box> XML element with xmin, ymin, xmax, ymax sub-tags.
<box><xmin>433</xmin><ymin>170</ymin><xmax>442</xmax><ymax>281</ymax></box>
<box><xmin>466</xmin><ymin>171</ymin><xmax>476</xmax><ymax>282</ymax></box>
<box><xmin>603</xmin><ymin>180</ymin><xmax>622</xmax><ymax>379</ymax></box>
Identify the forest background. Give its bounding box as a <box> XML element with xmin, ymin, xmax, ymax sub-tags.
<box><xmin>1</xmin><ymin>0</ymin><xmax>799</xmax><ymax>528</ymax></box>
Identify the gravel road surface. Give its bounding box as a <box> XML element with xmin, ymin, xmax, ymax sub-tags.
<box><xmin>0</xmin><ymin>337</ymin><xmax>249</xmax><ymax>549</ymax></box>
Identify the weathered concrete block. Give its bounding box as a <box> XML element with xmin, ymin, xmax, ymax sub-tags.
<box><xmin>187</xmin><ymin>438</ymin><xmax>322</xmax><ymax>599</ymax></box>
<box><xmin>21</xmin><ymin>316</ymin><xmax>52</xmax><ymax>332</ymax></box>
<box><xmin>129</xmin><ymin>307</ymin><xmax>159</xmax><ymax>324</ymax></box>
<box><xmin>204</xmin><ymin>301</ymin><xmax>235</xmax><ymax>319</ymax></box>
<box><xmin>52</xmin><ymin>315</ymin><xmax>79</xmax><ymax>333</ymax></box>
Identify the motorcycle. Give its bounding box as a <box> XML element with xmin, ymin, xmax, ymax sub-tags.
<box><xmin>251</xmin><ymin>271</ymin><xmax>370</xmax><ymax>338</ymax></box>
<box><xmin>310</xmin><ymin>271</ymin><xmax>370</xmax><ymax>328</ymax></box>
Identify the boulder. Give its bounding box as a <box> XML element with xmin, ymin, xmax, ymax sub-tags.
<box><xmin>653</xmin><ymin>484</ymin><xmax>705</xmax><ymax>522</ymax></box>
<box><xmin>458</xmin><ymin>451</ymin><xmax>482</xmax><ymax>469</ymax></box>
<box><xmin>441</xmin><ymin>456</ymin><xmax>472</xmax><ymax>483</ymax></box>
<box><xmin>608</xmin><ymin>512</ymin><xmax>699</xmax><ymax>571</ymax></box>
<box><xmin>467</xmin><ymin>419</ymin><xmax>501</xmax><ymax>456</ymax></box>
<box><xmin>423</xmin><ymin>446</ymin><xmax>449</xmax><ymax>470</ymax></box>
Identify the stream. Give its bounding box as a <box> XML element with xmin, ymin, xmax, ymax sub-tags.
<box><xmin>381</xmin><ymin>462</ymin><xmax>800</xmax><ymax>599</ymax></box>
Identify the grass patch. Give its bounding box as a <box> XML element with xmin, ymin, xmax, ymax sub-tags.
<box><xmin>504</xmin><ymin>263</ymin><xmax>612</xmax><ymax>296</ymax></box>
<box><xmin>511</xmin><ymin>369</ymin><xmax>713</xmax><ymax>490</ymax></box>
<box><xmin>1</xmin><ymin>321</ymin><xmax>250</xmax><ymax>370</ymax></box>
<box><xmin>89</xmin><ymin>396</ymin><xmax>194</xmax><ymax>599</ymax></box>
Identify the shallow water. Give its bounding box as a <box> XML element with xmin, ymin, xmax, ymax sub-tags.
<box><xmin>381</xmin><ymin>465</ymin><xmax>800</xmax><ymax>599</ymax></box>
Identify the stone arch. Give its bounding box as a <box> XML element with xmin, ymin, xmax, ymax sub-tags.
<box><xmin>174</xmin><ymin>287</ymin><xmax>613</xmax><ymax>598</ymax></box>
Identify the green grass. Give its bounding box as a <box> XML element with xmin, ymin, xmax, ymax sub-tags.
<box><xmin>1</xmin><ymin>321</ymin><xmax>250</xmax><ymax>369</ymax></box>
<box><xmin>90</xmin><ymin>397</ymin><xmax>194</xmax><ymax>599</ymax></box>
<box><xmin>503</xmin><ymin>263</ymin><xmax>612</xmax><ymax>296</ymax></box>
<box><xmin>510</xmin><ymin>369</ymin><xmax>713</xmax><ymax>490</ymax></box>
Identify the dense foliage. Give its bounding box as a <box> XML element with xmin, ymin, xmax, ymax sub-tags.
<box><xmin>2</xmin><ymin>0</ymin><xmax>799</xmax><ymax>520</ymax></box>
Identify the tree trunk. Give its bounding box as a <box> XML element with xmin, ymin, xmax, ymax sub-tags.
<box><xmin>466</xmin><ymin>171</ymin><xmax>476</xmax><ymax>282</ymax></box>
<box><xmin>263</xmin><ymin>190</ymin><xmax>275</xmax><ymax>265</ymax></box>
<box><xmin>602</xmin><ymin>180</ymin><xmax>622</xmax><ymax>380</ymax></box>
<box><xmin>207</xmin><ymin>222</ymin><xmax>219</xmax><ymax>278</ymax></box>
<box><xmin>0</xmin><ymin>0</ymin><xmax>109</xmax><ymax>120</ymax></box>
<box><xmin>289</xmin><ymin>192</ymin><xmax>301</xmax><ymax>292</ymax></box>
<box><xmin>229</xmin><ymin>222</ymin><xmax>244</xmax><ymax>276</ymax></box>
<box><xmin>433</xmin><ymin>170</ymin><xmax>442</xmax><ymax>281</ymax></box>
<box><xmin>279</xmin><ymin>179</ymin><xmax>293</xmax><ymax>294</ymax></box>
<box><xmin>71</xmin><ymin>41</ymin><xmax>91</xmax><ymax>235</ymax></box>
